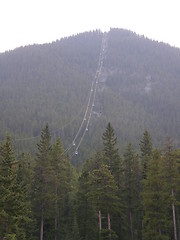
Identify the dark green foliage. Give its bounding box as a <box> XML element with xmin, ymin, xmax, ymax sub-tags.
<box><xmin>123</xmin><ymin>144</ymin><xmax>141</xmax><ymax>240</ymax></box>
<box><xmin>161</xmin><ymin>141</ymin><xmax>180</xmax><ymax>240</ymax></box>
<box><xmin>139</xmin><ymin>130</ymin><xmax>152</xmax><ymax>179</ymax></box>
<box><xmin>32</xmin><ymin>124</ymin><xmax>53</xmax><ymax>239</ymax></box>
<box><xmin>32</xmin><ymin>126</ymin><xmax>75</xmax><ymax>240</ymax></box>
<box><xmin>87</xmin><ymin>163</ymin><xmax>119</xmax><ymax>213</ymax></box>
<box><xmin>16</xmin><ymin>153</ymin><xmax>35</xmax><ymax>239</ymax></box>
<box><xmin>102</xmin><ymin>123</ymin><xmax>127</xmax><ymax>239</ymax></box>
<box><xmin>76</xmin><ymin>165</ymin><xmax>99</xmax><ymax>240</ymax></box>
<box><xmin>102</xmin><ymin>122</ymin><xmax>122</xmax><ymax>184</ymax></box>
<box><xmin>0</xmin><ymin>137</ymin><xmax>31</xmax><ymax>239</ymax></box>
<box><xmin>142</xmin><ymin>144</ymin><xmax>180</xmax><ymax>240</ymax></box>
<box><xmin>142</xmin><ymin>149</ymin><xmax>171</xmax><ymax>239</ymax></box>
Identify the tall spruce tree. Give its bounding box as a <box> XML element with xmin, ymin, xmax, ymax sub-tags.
<box><xmin>0</xmin><ymin>136</ymin><xmax>30</xmax><ymax>240</ymax></box>
<box><xmin>173</xmin><ymin>149</ymin><xmax>180</xmax><ymax>240</ymax></box>
<box><xmin>102</xmin><ymin>122</ymin><xmax>120</xmax><ymax>175</ymax></box>
<box><xmin>142</xmin><ymin>149</ymin><xmax>170</xmax><ymax>240</ymax></box>
<box><xmin>51</xmin><ymin>138</ymin><xmax>64</xmax><ymax>240</ymax></box>
<box><xmin>139</xmin><ymin>130</ymin><xmax>152</xmax><ymax>180</ymax></box>
<box><xmin>32</xmin><ymin>124</ymin><xmax>52</xmax><ymax>240</ymax></box>
<box><xmin>77</xmin><ymin>171</ymin><xmax>98</xmax><ymax>240</ymax></box>
<box><xmin>76</xmin><ymin>153</ymin><xmax>103</xmax><ymax>240</ymax></box>
<box><xmin>51</xmin><ymin>139</ymin><xmax>73</xmax><ymax>239</ymax></box>
<box><xmin>87</xmin><ymin>162</ymin><xmax>119</xmax><ymax>239</ymax></box>
<box><xmin>102</xmin><ymin>123</ymin><xmax>125</xmax><ymax>239</ymax></box>
<box><xmin>16</xmin><ymin>153</ymin><xmax>34</xmax><ymax>240</ymax></box>
<box><xmin>123</xmin><ymin>144</ymin><xmax>141</xmax><ymax>240</ymax></box>
<box><xmin>162</xmin><ymin>140</ymin><xmax>180</xmax><ymax>240</ymax></box>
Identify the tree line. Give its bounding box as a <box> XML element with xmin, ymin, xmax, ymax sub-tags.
<box><xmin>0</xmin><ymin>123</ymin><xmax>180</xmax><ymax>240</ymax></box>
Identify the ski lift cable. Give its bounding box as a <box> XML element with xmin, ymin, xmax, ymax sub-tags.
<box><xmin>57</xmin><ymin>33</ymin><xmax>107</xmax><ymax>156</ymax></box>
<box><xmin>61</xmin><ymin>82</ymin><xmax>95</xmax><ymax>154</ymax></box>
<box><xmin>71</xmin><ymin>89</ymin><xmax>96</xmax><ymax>158</ymax></box>
<box><xmin>73</xmin><ymin>77</ymin><xmax>100</xmax><ymax>151</ymax></box>
<box><xmin>64</xmin><ymin>79</ymin><xmax>96</xmax><ymax>154</ymax></box>
<box><xmin>63</xmin><ymin>64</ymin><xmax>100</xmax><ymax>153</ymax></box>
<box><xmin>71</xmin><ymin>33</ymin><xmax>108</xmax><ymax>157</ymax></box>
<box><xmin>68</xmin><ymin>32</ymin><xmax>107</xmax><ymax>150</ymax></box>
<box><xmin>50</xmin><ymin>96</ymin><xmax>88</xmax><ymax>135</ymax></box>
<box><xmin>72</xmin><ymin>81</ymin><xmax>94</xmax><ymax>143</ymax></box>
<box><xmin>72</xmin><ymin>83</ymin><xmax>97</xmax><ymax>156</ymax></box>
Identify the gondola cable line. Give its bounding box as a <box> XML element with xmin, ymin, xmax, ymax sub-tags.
<box><xmin>70</xmin><ymin>32</ymin><xmax>108</xmax><ymax>158</ymax></box>
<box><xmin>67</xmin><ymin>33</ymin><xmax>107</xmax><ymax>156</ymax></box>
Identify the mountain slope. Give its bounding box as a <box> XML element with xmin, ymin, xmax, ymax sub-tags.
<box><xmin>103</xmin><ymin>29</ymin><xmax>180</xmax><ymax>148</ymax></box>
<box><xmin>0</xmin><ymin>28</ymin><xmax>180</xmax><ymax>162</ymax></box>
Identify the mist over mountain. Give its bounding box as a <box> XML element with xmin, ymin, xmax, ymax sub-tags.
<box><xmin>0</xmin><ymin>28</ymin><xmax>180</xmax><ymax>163</ymax></box>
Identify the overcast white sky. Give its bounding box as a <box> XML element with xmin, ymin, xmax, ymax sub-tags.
<box><xmin>0</xmin><ymin>0</ymin><xmax>180</xmax><ymax>53</ymax></box>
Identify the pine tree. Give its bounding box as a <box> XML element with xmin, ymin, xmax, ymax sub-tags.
<box><xmin>77</xmin><ymin>153</ymin><xmax>103</xmax><ymax>240</ymax></box>
<box><xmin>123</xmin><ymin>144</ymin><xmax>141</xmax><ymax>240</ymax></box>
<box><xmin>139</xmin><ymin>130</ymin><xmax>152</xmax><ymax>180</ymax></box>
<box><xmin>32</xmin><ymin>124</ymin><xmax>52</xmax><ymax>240</ymax></box>
<box><xmin>161</xmin><ymin>140</ymin><xmax>180</xmax><ymax>240</ymax></box>
<box><xmin>77</xmin><ymin>171</ymin><xmax>98</xmax><ymax>240</ymax></box>
<box><xmin>139</xmin><ymin>131</ymin><xmax>153</xmax><ymax>240</ymax></box>
<box><xmin>51</xmin><ymin>138</ymin><xmax>64</xmax><ymax>240</ymax></box>
<box><xmin>102</xmin><ymin>122</ymin><xmax>120</xmax><ymax>175</ymax></box>
<box><xmin>16</xmin><ymin>153</ymin><xmax>34</xmax><ymax>240</ymax></box>
<box><xmin>102</xmin><ymin>123</ymin><xmax>126</xmax><ymax>239</ymax></box>
<box><xmin>87</xmin><ymin>162</ymin><xmax>119</xmax><ymax>239</ymax></box>
<box><xmin>0</xmin><ymin>136</ymin><xmax>29</xmax><ymax>239</ymax></box>
<box><xmin>51</xmin><ymin>139</ymin><xmax>73</xmax><ymax>239</ymax></box>
<box><xmin>142</xmin><ymin>149</ymin><xmax>170</xmax><ymax>240</ymax></box>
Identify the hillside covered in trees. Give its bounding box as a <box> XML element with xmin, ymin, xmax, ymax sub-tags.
<box><xmin>0</xmin><ymin>28</ymin><xmax>180</xmax><ymax>161</ymax></box>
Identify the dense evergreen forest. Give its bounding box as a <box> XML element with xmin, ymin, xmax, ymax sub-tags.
<box><xmin>0</xmin><ymin>28</ymin><xmax>180</xmax><ymax>162</ymax></box>
<box><xmin>0</xmin><ymin>123</ymin><xmax>180</xmax><ymax>239</ymax></box>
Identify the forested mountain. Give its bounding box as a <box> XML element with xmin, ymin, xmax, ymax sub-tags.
<box><xmin>0</xmin><ymin>28</ymin><xmax>180</xmax><ymax>162</ymax></box>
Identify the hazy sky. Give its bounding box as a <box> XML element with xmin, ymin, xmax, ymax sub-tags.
<box><xmin>0</xmin><ymin>0</ymin><xmax>180</xmax><ymax>53</ymax></box>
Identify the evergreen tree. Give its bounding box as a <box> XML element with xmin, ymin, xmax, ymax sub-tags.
<box><xmin>63</xmin><ymin>155</ymin><xmax>74</xmax><ymax>239</ymax></box>
<box><xmin>0</xmin><ymin>136</ymin><xmax>29</xmax><ymax>240</ymax></box>
<box><xmin>142</xmin><ymin>149</ymin><xmax>171</xmax><ymax>240</ymax></box>
<box><xmin>102</xmin><ymin>123</ymin><xmax>126</xmax><ymax>239</ymax></box>
<box><xmin>161</xmin><ymin>140</ymin><xmax>180</xmax><ymax>240</ymax></box>
<box><xmin>102</xmin><ymin>122</ymin><xmax>120</xmax><ymax>175</ymax></box>
<box><xmin>16</xmin><ymin>153</ymin><xmax>34</xmax><ymax>240</ymax></box>
<box><xmin>51</xmin><ymin>138</ymin><xmax>64</xmax><ymax>240</ymax></box>
<box><xmin>123</xmin><ymin>144</ymin><xmax>141</xmax><ymax>240</ymax></box>
<box><xmin>32</xmin><ymin>124</ymin><xmax>52</xmax><ymax>240</ymax></box>
<box><xmin>173</xmin><ymin>149</ymin><xmax>180</xmax><ymax>240</ymax></box>
<box><xmin>139</xmin><ymin>130</ymin><xmax>152</xmax><ymax>180</ymax></box>
<box><xmin>77</xmin><ymin>171</ymin><xmax>98</xmax><ymax>240</ymax></box>
<box><xmin>87</xmin><ymin>162</ymin><xmax>119</xmax><ymax>239</ymax></box>
<box><xmin>77</xmin><ymin>153</ymin><xmax>103</xmax><ymax>240</ymax></box>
